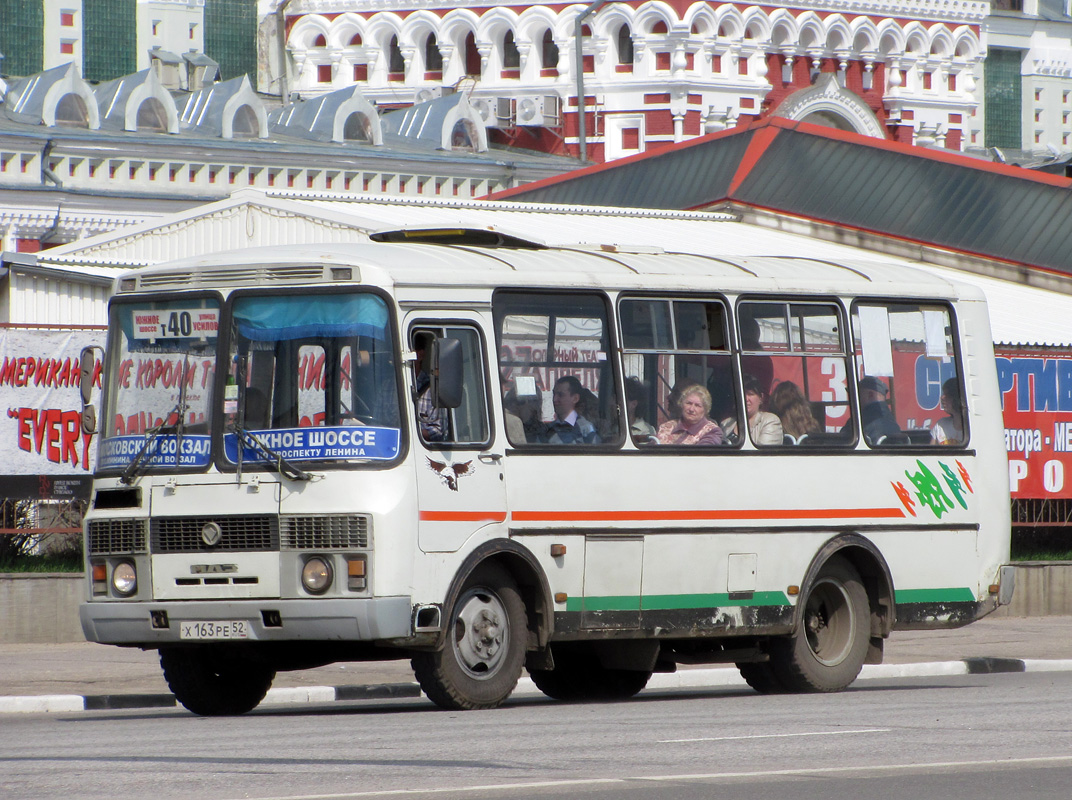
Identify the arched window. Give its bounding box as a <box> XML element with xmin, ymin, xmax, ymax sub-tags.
<box><xmin>450</xmin><ymin>119</ymin><xmax>477</xmax><ymax>151</ymax></box>
<box><xmin>232</xmin><ymin>105</ymin><xmax>259</xmax><ymax>138</ymax></box>
<box><xmin>541</xmin><ymin>29</ymin><xmax>558</xmax><ymax>69</ymax></box>
<box><xmin>343</xmin><ymin>112</ymin><xmax>372</xmax><ymax>142</ymax></box>
<box><xmin>54</xmin><ymin>94</ymin><xmax>89</xmax><ymax>127</ymax></box>
<box><xmin>503</xmin><ymin>30</ymin><xmax>520</xmax><ymax>69</ymax></box>
<box><xmin>464</xmin><ymin>31</ymin><xmax>481</xmax><ymax>77</ymax></box>
<box><xmin>388</xmin><ymin>35</ymin><xmax>405</xmax><ymax>75</ymax></box>
<box><xmin>313</xmin><ymin>34</ymin><xmax>327</xmax><ymax>47</ymax></box>
<box><xmin>617</xmin><ymin>24</ymin><xmax>633</xmax><ymax>64</ymax></box>
<box><xmin>425</xmin><ymin>33</ymin><xmax>442</xmax><ymax>72</ymax></box>
<box><xmin>135</xmin><ymin>98</ymin><xmax>169</xmax><ymax>132</ymax></box>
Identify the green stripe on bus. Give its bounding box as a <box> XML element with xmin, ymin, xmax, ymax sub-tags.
<box><xmin>564</xmin><ymin>588</ymin><xmax>976</xmax><ymax>614</ymax></box>
<box><xmin>565</xmin><ymin>592</ymin><xmax>791</xmax><ymax>614</ymax></box>
<box><xmin>894</xmin><ymin>588</ymin><xmax>976</xmax><ymax>604</ymax></box>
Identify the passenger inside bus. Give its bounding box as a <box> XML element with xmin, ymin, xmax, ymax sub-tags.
<box><xmin>625</xmin><ymin>377</ymin><xmax>657</xmax><ymax>443</ymax></box>
<box><xmin>723</xmin><ymin>375</ymin><xmax>783</xmax><ymax>446</ymax></box>
<box><xmin>503</xmin><ymin>386</ymin><xmax>542</xmax><ymax>444</ymax></box>
<box><xmin>656</xmin><ymin>384</ymin><xmax>723</xmax><ymax>445</ymax></box>
<box><xmin>771</xmin><ymin>381</ymin><xmax>821</xmax><ymax>445</ymax></box>
<box><xmin>852</xmin><ymin>375</ymin><xmax>902</xmax><ymax>445</ymax></box>
<box><xmin>931</xmin><ymin>377</ymin><xmax>965</xmax><ymax>445</ymax></box>
<box><xmin>412</xmin><ymin>331</ymin><xmax>446</xmax><ymax>442</ymax></box>
<box><xmin>738</xmin><ymin>315</ymin><xmax>774</xmax><ymax>397</ymax></box>
<box><xmin>541</xmin><ymin>375</ymin><xmax>600</xmax><ymax>444</ymax></box>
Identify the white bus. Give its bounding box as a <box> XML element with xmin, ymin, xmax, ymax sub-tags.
<box><xmin>78</xmin><ymin>230</ymin><xmax>1014</xmax><ymax>714</ymax></box>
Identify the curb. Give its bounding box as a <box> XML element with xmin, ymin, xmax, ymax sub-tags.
<box><xmin>4</xmin><ymin>659</ymin><xmax>1072</xmax><ymax>715</ymax></box>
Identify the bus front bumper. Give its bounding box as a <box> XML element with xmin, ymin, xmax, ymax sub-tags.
<box><xmin>80</xmin><ymin>596</ymin><xmax>413</xmax><ymax>645</ymax></box>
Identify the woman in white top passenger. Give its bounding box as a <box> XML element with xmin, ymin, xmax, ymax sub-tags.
<box><xmin>931</xmin><ymin>378</ymin><xmax>965</xmax><ymax>445</ymax></box>
<box><xmin>724</xmin><ymin>375</ymin><xmax>783</xmax><ymax>446</ymax></box>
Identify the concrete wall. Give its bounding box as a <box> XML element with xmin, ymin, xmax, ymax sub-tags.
<box><xmin>1</xmin><ymin>564</ymin><xmax>1070</xmax><ymax>644</ymax></box>
<box><xmin>0</xmin><ymin>574</ymin><xmax>85</xmax><ymax>644</ymax></box>
<box><xmin>993</xmin><ymin>562</ymin><xmax>1072</xmax><ymax>619</ymax></box>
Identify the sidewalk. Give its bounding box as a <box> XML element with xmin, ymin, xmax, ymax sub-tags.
<box><xmin>3</xmin><ymin>616</ymin><xmax>1071</xmax><ymax>713</ymax></box>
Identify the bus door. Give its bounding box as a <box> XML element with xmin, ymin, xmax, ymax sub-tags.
<box><xmin>407</xmin><ymin>315</ymin><xmax>507</xmax><ymax>553</ymax></box>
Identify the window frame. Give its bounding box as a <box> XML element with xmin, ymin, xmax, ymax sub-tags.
<box><xmin>848</xmin><ymin>297</ymin><xmax>968</xmax><ymax>450</ymax></box>
<box><xmin>494</xmin><ymin>288</ymin><xmax>624</xmax><ymax>450</ymax></box>
<box><xmin>735</xmin><ymin>295</ymin><xmax>855</xmax><ymax>448</ymax></box>
<box><xmin>617</xmin><ymin>292</ymin><xmax>737</xmax><ymax>449</ymax></box>
<box><xmin>407</xmin><ymin>319</ymin><xmax>494</xmax><ymax>451</ymax></box>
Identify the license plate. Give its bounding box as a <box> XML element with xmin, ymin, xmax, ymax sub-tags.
<box><xmin>179</xmin><ymin>620</ymin><xmax>250</xmax><ymax>640</ymax></box>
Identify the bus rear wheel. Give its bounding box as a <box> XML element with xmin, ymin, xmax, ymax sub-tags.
<box><xmin>412</xmin><ymin>563</ymin><xmax>526</xmax><ymax>710</ymax></box>
<box><xmin>529</xmin><ymin>649</ymin><xmax>652</xmax><ymax>702</ymax></box>
<box><xmin>160</xmin><ymin>647</ymin><xmax>275</xmax><ymax>716</ymax></box>
<box><xmin>736</xmin><ymin>661</ymin><xmax>785</xmax><ymax>694</ymax></box>
<box><xmin>768</xmin><ymin>556</ymin><xmax>870</xmax><ymax>693</ymax></box>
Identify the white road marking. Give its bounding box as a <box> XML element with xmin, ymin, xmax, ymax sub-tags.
<box><xmin>658</xmin><ymin>727</ymin><xmax>890</xmax><ymax>743</ymax></box>
<box><xmin>229</xmin><ymin>755</ymin><xmax>1072</xmax><ymax>800</ymax></box>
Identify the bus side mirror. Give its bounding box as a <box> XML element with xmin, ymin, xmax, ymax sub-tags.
<box><xmin>79</xmin><ymin>346</ymin><xmax>101</xmax><ymax>434</ymax></box>
<box><xmin>432</xmin><ymin>337</ymin><xmax>463</xmax><ymax>409</ymax></box>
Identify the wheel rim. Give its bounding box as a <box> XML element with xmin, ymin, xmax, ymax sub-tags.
<box><xmin>451</xmin><ymin>586</ymin><xmax>510</xmax><ymax>680</ymax></box>
<box><xmin>802</xmin><ymin>577</ymin><xmax>856</xmax><ymax>667</ymax></box>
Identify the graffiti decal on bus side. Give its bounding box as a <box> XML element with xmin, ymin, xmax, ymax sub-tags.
<box><xmin>892</xmin><ymin>459</ymin><xmax>974</xmax><ymax>519</ymax></box>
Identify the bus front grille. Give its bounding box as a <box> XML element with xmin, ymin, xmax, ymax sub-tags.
<box><xmin>150</xmin><ymin>515</ymin><xmax>279</xmax><ymax>553</ymax></box>
<box><xmin>281</xmin><ymin>514</ymin><xmax>371</xmax><ymax>550</ymax></box>
<box><xmin>87</xmin><ymin>519</ymin><xmax>148</xmax><ymax>554</ymax></box>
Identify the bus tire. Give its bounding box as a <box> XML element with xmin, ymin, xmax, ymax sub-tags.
<box><xmin>160</xmin><ymin>647</ymin><xmax>275</xmax><ymax>716</ymax></box>
<box><xmin>736</xmin><ymin>661</ymin><xmax>785</xmax><ymax>694</ymax></box>
<box><xmin>530</xmin><ymin>649</ymin><xmax>652</xmax><ymax>702</ymax></box>
<box><xmin>412</xmin><ymin>563</ymin><xmax>526</xmax><ymax>710</ymax></box>
<box><xmin>769</xmin><ymin>556</ymin><xmax>869</xmax><ymax>693</ymax></box>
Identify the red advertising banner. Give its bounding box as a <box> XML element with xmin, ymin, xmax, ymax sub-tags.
<box><xmin>0</xmin><ymin>325</ymin><xmax>104</xmax><ymax>479</ymax></box>
<box><xmin>996</xmin><ymin>346</ymin><xmax>1072</xmax><ymax>500</ymax></box>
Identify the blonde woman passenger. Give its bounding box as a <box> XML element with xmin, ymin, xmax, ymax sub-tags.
<box><xmin>656</xmin><ymin>384</ymin><xmax>723</xmax><ymax>446</ymax></box>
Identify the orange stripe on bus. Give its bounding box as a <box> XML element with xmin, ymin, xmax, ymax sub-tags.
<box><xmin>511</xmin><ymin>508</ymin><xmax>905</xmax><ymax>522</ymax></box>
<box><xmin>418</xmin><ymin>511</ymin><xmax>509</xmax><ymax>522</ymax></box>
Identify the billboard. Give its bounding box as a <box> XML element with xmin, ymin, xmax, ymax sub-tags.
<box><xmin>0</xmin><ymin>325</ymin><xmax>103</xmax><ymax>489</ymax></box>
<box><xmin>996</xmin><ymin>346</ymin><xmax>1072</xmax><ymax>501</ymax></box>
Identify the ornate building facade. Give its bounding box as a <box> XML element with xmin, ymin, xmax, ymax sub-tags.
<box><xmin>280</xmin><ymin>1</ymin><xmax>1072</xmax><ymax>162</ymax></box>
<box><xmin>281</xmin><ymin>1</ymin><xmax>992</xmax><ymax>161</ymax></box>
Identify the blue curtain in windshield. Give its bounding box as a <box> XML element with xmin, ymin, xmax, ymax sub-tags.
<box><xmin>233</xmin><ymin>294</ymin><xmax>389</xmax><ymax>342</ymax></box>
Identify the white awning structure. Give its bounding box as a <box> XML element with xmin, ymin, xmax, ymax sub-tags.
<box><xmin>12</xmin><ymin>190</ymin><xmax>1072</xmax><ymax>348</ymax></box>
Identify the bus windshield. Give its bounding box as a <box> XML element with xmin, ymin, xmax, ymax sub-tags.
<box><xmin>99</xmin><ymin>296</ymin><xmax>221</xmax><ymax>475</ymax></box>
<box><xmin>222</xmin><ymin>291</ymin><xmax>401</xmax><ymax>466</ymax></box>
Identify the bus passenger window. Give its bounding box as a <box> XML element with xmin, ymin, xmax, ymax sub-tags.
<box><xmin>736</xmin><ymin>300</ymin><xmax>853</xmax><ymax>447</ymax></box>
<box><xmin>619</xmin><ymin>297</ymin><xmax>734</xmax><ymax>447</ymax></box>
<box><xmin>495</xmin><ymin>291</ymin><xmax>620</xmax><ymax>446</ymax></box>
<box><xmin>851</xmin><ymin>302</ymin><xmax>964</xmax><ymax>447</ymax></box>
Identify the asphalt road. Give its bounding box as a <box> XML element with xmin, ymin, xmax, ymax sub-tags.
<box><xmin>3</xmin><ymin>671</ymin><xmax>1071</xmax><ymax>800</ymax></box>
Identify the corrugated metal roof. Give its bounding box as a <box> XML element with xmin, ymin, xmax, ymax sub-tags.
<box><xmin>493</xmin><ymin>117</ymin><xmax>1072</xmax><ymax>278</ymax></box>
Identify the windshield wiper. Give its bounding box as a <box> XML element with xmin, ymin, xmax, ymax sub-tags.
<box><xmin>232</xmin><ymin>423</ymin><xmax>312</xmax><ymax>482</ymax></box>
<box><xmin>119</xmin><ymin>400</ymin><xmax>184</xmax><ymax>485</ymax></box>
<box><xmin>120</xmin><ymin>353</ymin><xmax>191</xmax><ymax>485</ymax></box>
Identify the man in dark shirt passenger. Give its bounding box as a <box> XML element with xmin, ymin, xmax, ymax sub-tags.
<box><xmin>857</xmin><ymin>375</ymin><xmax>902</xmax><ymax>444</ymax></box>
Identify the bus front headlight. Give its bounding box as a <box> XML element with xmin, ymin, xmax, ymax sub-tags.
<box><xmin>112</xmin><ymin>561</ymin><xmax>137</xmax><ymax>596</ymax></box>
<box><xmin>301</xmin><ymin>557</ymin><xmax>333</xmax><ymax>595</ymax></box>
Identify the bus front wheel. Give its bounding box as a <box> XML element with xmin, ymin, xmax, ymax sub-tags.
<box><xmin>412</xmin><ymin>563</ymin><xmax>526</xmax><ymax>710</ymax></box>
<box><xmin>160</xmin><ymin>647</ymin><xmax>275</xmax><ymax>716</ymax></box>
<box><xmin>768</xmin><ymin>556</ymin><xmax>870</xmax><ymax>692</ymax></box>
